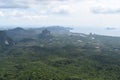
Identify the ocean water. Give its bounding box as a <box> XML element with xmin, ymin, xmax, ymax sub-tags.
<box><xmin>71</xmin><ymin>27</ymin><xmax>120</xmax><ymax>37</ymax></box>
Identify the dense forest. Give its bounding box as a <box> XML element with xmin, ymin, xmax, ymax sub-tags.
<box><xmin>0</xmin><ymin>26</ymin><xmax>120</xmax><ymax>80</ymax></box>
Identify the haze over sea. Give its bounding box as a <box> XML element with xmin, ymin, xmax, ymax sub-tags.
<box><xmin>71</xmin><ymin>26</ymin><xmax>120</xmax><ymax>37</ymax></box>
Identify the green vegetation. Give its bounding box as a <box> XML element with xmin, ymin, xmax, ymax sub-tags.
<box><xmin>0</xmin><ymin>27</ymin><xmax>120</xmax><ymax>80</ymax></box>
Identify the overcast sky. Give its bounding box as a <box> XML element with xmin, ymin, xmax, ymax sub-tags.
<box><xmin>0</xmin><ymin>0</ymin><xmax>120</xmax><ymax>28</ymax></box>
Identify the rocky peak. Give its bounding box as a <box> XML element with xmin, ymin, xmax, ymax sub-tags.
<box><xmin>39</xmin><ymin>29</ymin><xmax>52</xmax><ymax>40</ymax></box>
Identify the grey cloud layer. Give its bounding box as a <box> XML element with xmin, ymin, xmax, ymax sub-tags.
<box><xmin>0</xmin><ymin>0</ymin><xmax>67</xmax><ymax>9</ymax></box>
<box><xmin>0</xmin><ymin>5</ymin><xmax>29</xmax><ymax>9</ymax></box>
<box><xmin>0</xmin><ymin>0</ymin><xmax>120</xmax><ymax>16</ymax></box>
<box><xmin>0</xmin><ymin>0</ymin><xmax>30</xmax><ymax>9</ymax></box>
<box><xmin>92</xmin><ymin>8</ymin><xmax>120</xmax><ymax>14</ymax></box>
<box><xmin>0</xmin><ymin>0</ymin><xmax>70</xmax><ymax>17</ymax></box>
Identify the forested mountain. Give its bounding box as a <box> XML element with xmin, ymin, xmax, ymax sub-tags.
<box><xmin>0</xmin><ymin>31</ymin><xmax>15</xmax><ymax>52</ymax></box>
<box><xmin>0</xmin><ymin>26</ymin><xmax>120</xmax><ymax>80</ymax></box>
<box><xmin>5</xmin><ymin>26</ymin><xmax>71</xmax><ymax>41</ymax></box>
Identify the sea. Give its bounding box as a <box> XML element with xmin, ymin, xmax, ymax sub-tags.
<box><xmin>71</xmin><ymin>27</ymin><xmax>120</xmax><ymax>37</ymax></box>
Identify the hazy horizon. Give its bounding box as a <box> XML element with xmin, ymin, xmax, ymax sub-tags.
<box><xmin>0</xmin><ymin>25</ymin><xmax>119</xmax><ymax>37</ymax></box>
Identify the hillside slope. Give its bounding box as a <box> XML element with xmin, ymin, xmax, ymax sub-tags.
<box><xmin>0</xmin><ymin>27</ymin><xmax>120</xmax><ymax>80</ymax></box>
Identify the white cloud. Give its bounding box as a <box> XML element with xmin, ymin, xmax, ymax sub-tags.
<box><xmin>0</xmin><ymin>0</ymin><xmax>120</xmax><ymax>27</ymax></box>
<box><xmin>92</xmin><ymin>0</ymin><xmax>120</xmax><ymax>14</ymax></box>
<box><xmin>0</xmin><ymin>11</ymin><xmax>4</xmax><ymax>16</ymax></box>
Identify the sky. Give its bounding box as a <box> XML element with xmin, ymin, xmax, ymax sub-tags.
<box><xmin>0</xmin><ymin>0</ymin><xmax>120</xmax><ymax>28</ymax></box>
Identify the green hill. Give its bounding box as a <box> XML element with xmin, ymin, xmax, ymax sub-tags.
<box><xmin>0</xmin><ymin>27</ymin><xmax>120</xmax><ymax>80</ymax></box>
